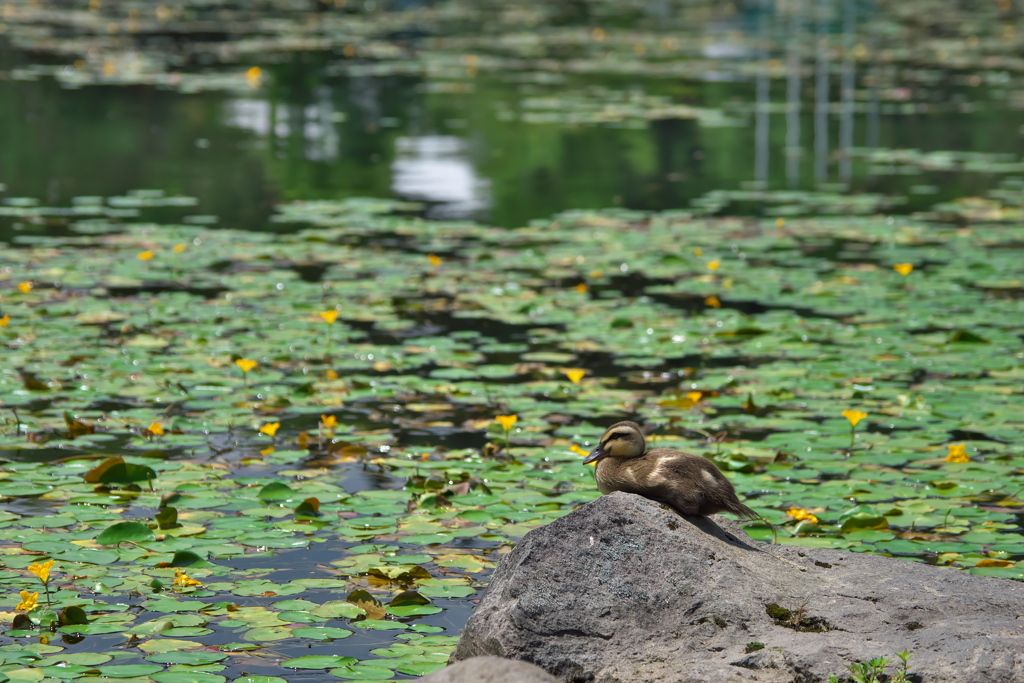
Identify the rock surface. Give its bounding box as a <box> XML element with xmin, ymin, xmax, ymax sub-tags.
<box><xmin>420</xmin><ymin>656</ymin><xmax>560</xmax><ymax>683</ymax></box>
<box><xmin>452</xmin><ymin>492</ymin><xmax>1024</xmax><ymax>683</ymax></box>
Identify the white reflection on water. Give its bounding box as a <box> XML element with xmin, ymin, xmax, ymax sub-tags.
<box><xmin>391</xmin><ymin>135</ymin><xmax>490</xmax><ymax>218</ymax></box>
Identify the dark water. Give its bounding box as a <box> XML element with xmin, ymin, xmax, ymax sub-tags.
<box><xmin>1</xmin><ymin>3</ymin><xmax>1021</xmax><ymax>236</ymax></box>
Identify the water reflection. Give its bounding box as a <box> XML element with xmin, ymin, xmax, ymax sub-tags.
<box><xmin>785</xmin><ymin>0</ymin><xmax>803</xmax><ymax>188</ymax></box>
<box><xmin>839</xmin><ymin>0</ymin><xmax>856</xmax><ymax>182</ymax></box>
<box><xmin>1</xmin><ymin>1</ymin><xmax>1022</xmax><ymax>235</ymax></box>
<box><xmin>754</xmin><ymin>3</ymin><xmax>770</xmax><ymax>187</ymax></box>
<box><xmin>392</xmin><ymin>136</ymin><xmax>490</xmax><ymax>217</ymax></box>
<box><xmin>814</xmin><ymin>0</ymin><xmax>829</xmax><ymax>184</ymax></box>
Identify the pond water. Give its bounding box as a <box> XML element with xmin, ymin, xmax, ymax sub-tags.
<box><xmin>4</xmin><ymin>0</ymin><xmax>1024</xmax><ymax>237</ymax></box>
<box><xmin>0</xmin><ymin>1</ymin><xmax>1023</xmax><ymax>682</ymax></box>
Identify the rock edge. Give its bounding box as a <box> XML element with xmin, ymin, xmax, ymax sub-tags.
<box><xmin>452</xmin><ymin>492</ymin><xmax>1024</xmax><ymax>682</ymax></box>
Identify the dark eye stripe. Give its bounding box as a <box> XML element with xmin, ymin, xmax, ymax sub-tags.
<box><xmin>606</xmin><ymin>431</ymin><xmax>632</xmax><ymax>440</ymax></box>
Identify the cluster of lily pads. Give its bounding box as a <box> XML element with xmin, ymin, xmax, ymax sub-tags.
<box><xmin>3</xmin><ymin>0</ymin><xmax>1023</xmax><ymax>126</ymax></box>
<box><xmin>0</xmin><ymin>183</ymin><xmax>1022</xmax><ymax>680</ymax></box>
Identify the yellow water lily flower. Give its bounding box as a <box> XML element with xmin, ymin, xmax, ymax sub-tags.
<box><xmin>428</xmin><ymin>254</ymin><xmax>441</xmax><ymax>267</ymax></box>
<box><xmin>15</xmin><ymin>590</ymin><xmax>38</xmax><ymax>611</ymax></box>
<box><xmin>235</xmin><ymin>358</ymin><xmax>258</xmax><ymax>373</ymax></box>
<box><xmin>706</xmin><ymin>259</ymin><xmax>720</xmax><ymax>271</ymax></box>
<box><xmin>0</xmin><ymin>314</ymin><xmax>9</xmax><ymax>326</ymax></box>
<box><xmin>245</xmin><ymin>66</ymin><xmax>262</xmax><ymax>88</ymax></box>
<box><xmin>569</xmin><ymin>444</ymin><xmax>588</xmax><ymax>457</ymax></box>
<box><xmin>704</xmin><ymin>295</ymin><xmax>721</xmax><ymax>308</ymax></box>
<box><xmin>28</xmin><ymin>560</ymin><xmax>54</xmax><ymax>585</ymax></box>
<box><xmin>259</xmin><ymin>422</ymin><xmax>280</xmax><ymax>437</ymax></box>
<box><xmin>787</xmin><ymin>507</ymin><xmax>819</xmax><ymax>525</ymax></box>
<box><xmin>147</xmin><ymin>422</ymin><xmax>164</xmax><ymax>436</ymax></box>
<box><xmin>319</xmin><ymin>310</ymin><xmax>339</xmax><ymax>324</ymax></box>
<box><xmin>17</xmin><ymin>281</ymin><xmax>32</xmax><ymax>294</ymax></box>
<box><xmin>946</xmin><ymin>443</ymin><xmax>969</xmax><ymax>463</ymax></box>
<box><xmin>320</xmin><ymin>414</ymin><xmax>338</xmax><ymax>429</ymax></box>
<box><xmin>495</xmin><ymin>415</ymin><xmax>517</xmax><ymax>431</ymax></box>
<box><xmin>893</xmin><ymin>263</ymin><xmax>913</xmax><ymax>276</ymax></box>
<box><xmin>686</xmin><ymin>391</ymin><xmax>703</xmax><ymax>403</ymax></box>
<box><xmin>841</xmin><ymin>410</ymin><xmax>867</xmax><ymax>428</ymax></box>
<box><xmin>137</xmin><ymin>250</ymin><xmax>154</xmax><ymax>261</ymax></box>
<box><xmin>174</xmin><ymin>569</ymin><xmax>202</xmax><ymax>588</ymax></box>
<box><xmin>563</xmin><ymin>368</ymin><xmax>586</xmax><ymax>384</ymax></box>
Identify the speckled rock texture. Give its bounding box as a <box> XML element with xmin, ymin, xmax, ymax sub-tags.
<box><xmin>419</xmin><ymin>656</ymin><xmax>560</xmax><ymax>683</ymax></box>
<box><xmin>451</xmin><ymin>492</ymin><xmax>1024</xmax><ymax>683</ymax></box>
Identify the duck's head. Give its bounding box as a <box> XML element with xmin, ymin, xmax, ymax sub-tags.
<box><xmin>583</xmin><ymin>420</ymin><xmax>646</xmax><ymax>464</ymax></box>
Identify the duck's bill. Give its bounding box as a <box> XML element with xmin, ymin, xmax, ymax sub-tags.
<box><xmin>582</xmin><ymin>445</ymin><xmax>607</xmax><ymax>465</ymax></box>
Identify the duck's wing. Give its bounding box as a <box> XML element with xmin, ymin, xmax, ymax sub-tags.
<box><xmin>644</xmin><ymin>449</ymin><xmax>759</xmax><ymax>519</ymax></box>
<box><xmin>626</xmin><ymin>450</ymin><xmax>709</xmax><ymax>515</ymax></box>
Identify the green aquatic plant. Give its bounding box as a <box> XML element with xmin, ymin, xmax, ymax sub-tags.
<box><xmin>0</xmin><ymin>191</ymin><xmax>1020</xmax><ymax>680</ymax></box>
<box><xmin>829</xmin><ymin>650</ymin><xmax>913</xmax><ymax>683</ymax></box>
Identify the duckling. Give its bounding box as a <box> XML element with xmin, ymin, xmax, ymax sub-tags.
<box><xmin>583</xmin><ymin>420</ymin><xmax>757</xmax><ymax>519</ymax></box>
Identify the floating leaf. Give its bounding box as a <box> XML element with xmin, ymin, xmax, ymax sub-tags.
<box><xmin>97</xmin><ymin>521</ymin><xmax>156</xmax><ymax>545</ymax></box>
<box><xmin>947</xmin><ymin>329</ymin><xmax>989</xmax><ymax>344</ymax></box>
<box><xmin>258</xmin><ymin>482</ymin><xmax>296</xmax><ymax>501</ymax></box>
<box><xmin>294</xmin><ymin>497</ymin><xmax>321</xmax><ymax>517</ymax></box>
<box><xmin>83</xmin><ymin>457</ymin><xmax>156</xmax><ymax>485</ymax></box>
<box><xmin>169</xmin><ymin>550</ymin><xmax>213</xmax><ymax>568</ymax></box>
<box><xmin>156</xmin><ymin>506</ymin><xmax>180</xmax><ymax>530</ymax></box>
<box><xmin>282</xmin><ymin>656</ymin><xmax>358</xmax><ymax>670</ymax></box>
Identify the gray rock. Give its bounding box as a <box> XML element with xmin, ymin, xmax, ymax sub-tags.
<box><xmin>452</xmin><ymin>492</ymin><xmax>1024</xmax><ymax>683</ymax></box>
<box><xmin>421</xmin><ymin>656</ymin><xmax>560</xmax><ymax>683</ymax></box>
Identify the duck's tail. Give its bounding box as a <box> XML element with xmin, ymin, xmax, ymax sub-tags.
<box><xmin>733</xmin><ymin>504</ymin><xmax>777</xmax><ymax>544</ymax></box>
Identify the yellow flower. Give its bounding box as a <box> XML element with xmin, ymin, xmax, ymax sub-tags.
<box><xmin>706</xmin><ymin>259</ymin><xmax>720</xmax><ymax>271</ymax></box>
<box><xmin>261</xmin><ymin>446</ymin><xmax>275</xmax><ymax>456</ymax></box>
<box><xmin>0</xmin><ymin>314</ymin><xmax>9</xmax><ymax>326</ymax></box>
<box><xmin>574</xmin><ymin>282</ymin><xmax>588</xmax><ymax>294</ymax></box>
<box><xmin>17</xmin><ymin>281</ymin><xmax>32</xmax><ymax>294</ymax></box>
<box><xmin>259</xmin><ymin>422</ymin><xmax>280</xmax><ymax>437</ymax></box>
<box><xmin>569</xmin><ymin>444</ymin><xmax>588</xmax><ymax>456</ymax></box>
<box><xmin>842</xmin><ymin>410</ymin><xmax>867</xmax><ymax>428</ymax></box>
<box><xmin>686</xmin><ymin>391</ymin><xmax>703</xmax><ymax>403</ymax></box>
<box><xmin>245</xmin><ymin>66</ymin><xmax>262</xmax><ymax>88</ymax></box>
<box><xmin>428</xmin><ymin>254</ymin><xmax>441</xmax><ymax>268</ymax></box>
<box><xmin>563</xmin><ymin>368</ymin><xmax>586</xmax><ymax>384</ymax></box>
<box><xmin>692</xmin><ymin>247</ymin><xmax>703</xmax><ymax>257</ymax></box>
<box><xmin>174</xmin><ymin>569</ymin><xmax>202</xmax><ymax>588</ymax></box>
<box><xmin>147</xmin><ymin>422</ymin><xmax>164</xmax><ymax>436</ymax></box>
<box><xmin>320</xmin><ymin>414</ymin><xmax>338</xmax><ymax>429</ymax></box>
<box><xmin>319</xmin><ymin>310</ymin><xmax>339</xmax><ymax>324</ymax></box>
<box><xmin>27</xmin><ymin>560</ymin><xmax>54</xmax><ymax>585</ymax></box>
<box><xmin>137</xmin><ymin>250</ymin><xmax>154</xmax><ymax>261</ymax></box>
<box><xmin>704</xmin><ymin>295</ymin><xmax>721</xmax><ymax>308</ymax></box>
<box><xmin>946</xmin><ymin>443</ymin><xmax>969</xmax><ymax>463</ymax></box>
<box><xmin>15</xmin><ymin>590</ymin><xmax>38</xmax><ymax>611</ymax></box>
<box><xmin>235</xmin><ymin>358</ymin><xmax>258</xmax><ymax>373</ymax></box>
<box><xmin>495</xmin><ymin>415</ymin><xmax>517</xmax><ymax>431</ymax></box>
<box><xmin>893</xmin><ymin>263</ymin><xmax>913</xmax><ymax>276</ymax></box>
<box><xmin>775</xmin><ymin>218</ymin><xmax>785</xmax><ymax>228</ymax></box>
<box><xmin>787</xmin><ymin>507</ymin><xmax>819</xmax><ymax>524</ymax></box>
<box><xmin>325</xmin><ymin>369</ymin><xmax>339</xmax><ymax>380</ymax></box>
<box><xmin>173</xmin><ymin>243</ymin><xmax>186</xmax><ymax>254</ymax></box>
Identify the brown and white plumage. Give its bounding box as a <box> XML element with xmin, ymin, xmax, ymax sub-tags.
<box><xmin>583</xmin><ymin>420</ymin><xmax>757</xmax><ymax>519</ymax></box>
